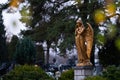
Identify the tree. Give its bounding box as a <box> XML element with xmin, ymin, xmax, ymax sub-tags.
<box><xmin>14</xmin><ymin>37</ymin><xmax>36</xmax><ymax>65</ymax></box>
<box><xmin>35</xmin><ymin>45</ymin><xmax>44</xmax><ymax>67</ymax></box>
<box><xmin>99</xmin><ymin>36</ymin><xmax>120</xmax><ymax>66</ymax></box>
<box><xmin>20</xmin><ymin>0</ymin><xmax>102</xmax><ymax>65</ymax></box>
<box><xmin>0</xmin><ymin>4</ymin><xmax>9</xmax><ymax>64</ymax></box>
<box><xmin>0</xmin><ymin>0</ymin><xmax>25</xmax><ymax>64</ymax></box>
<box><xmin>22</xmin><ymin>0</ymin><xmax>76</xmax><ymax>63</ymax></box>
<box><xmin>95</xmin><ymin>0</ymin><xmax>120</xmax><ymax>66</ymax></box>
<box><xmin>7</xmin><ymin>35</ymin><xmax>19</xmax><ymax>61</ymax></box>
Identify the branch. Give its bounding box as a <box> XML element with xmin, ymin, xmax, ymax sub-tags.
<box><xmin>106</xmin><ymin>13</ymin><xmax>120</xmax><ymax>19</ymax></box>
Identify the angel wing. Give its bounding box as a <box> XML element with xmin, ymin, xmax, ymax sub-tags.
<box><xmin>83</xmin><ymin>23</ymin><xmax>94</xmax><ymax>59</ymax></box>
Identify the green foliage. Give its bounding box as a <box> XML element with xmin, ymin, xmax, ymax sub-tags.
<box><xmin>102</xmin><ymin>65</ymin><xmax>120</xmax><ymax>80</ymax></box>
<box><xmin>115</xmin><ymin>38</ymin><xmax>120</xmax><ymax>50</ymax></box>
<box><xmin>20</xmin><ymin>0</ymin><xmax>120</xmax><ymax>66</ymax></box>
<box><xmin>85</xmin><ymin>76</ymin><xmax>107</xmax><ymax>80</ymax></box>
<box><xmin>98</xmin><ymin>35</ymin><xmax>120</xmax><ymax>66</ymax></box>
<box><xmin>7</xmin><ymin>35</ymin><xmax>19</xmax><ymax>61</ymax></box>
<box><xmin>20</xmin><ymin>6</ymin><xmax>32</xmax><ymax>27</ymax></box>
<box><xmin>58</xmin><ymin>69</ymin><xmax>74</xmax><ymax>80</ymax></box>
<box><xmin>21</xmin><ymin>0</ymin><xmax>100</xmax><ymax>58</ymax></box>
<box><xmin>95</xmin><ymin>1</ymin><xmax>120</xmax><ymax>67</ymax></box>
<box><xmin>0</xmin><ymin>5</ymin><xmax>8</xmax><ymax>63</ymax></box>
<box><xmin>2</xmin><ymin>64</ymin><xmax>54</xmax><ymax>80</ymax></box>
<box><xmin>106</xmin><ymin>24</ymin><xmax>117</xmax><ymax>39</ymax></box>
<box><xmin>96</xmin><ymin>33</ymin><xmax>106</xmax><ymax>45</ymax></box>
<box><xmin>35</xmin><ymin>45</ymin><xmax>44</xmax><ymax>66</ymax></box>
<box><xmin>14</xmin><ymin>37</ymin><xmax>36</xmax><ymax>65</ymax></box>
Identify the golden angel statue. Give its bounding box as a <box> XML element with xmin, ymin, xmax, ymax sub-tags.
<box><xmin>75</xmin><ymin>19</ymin><xmax>94</xmax><ymax>66</ymax></box>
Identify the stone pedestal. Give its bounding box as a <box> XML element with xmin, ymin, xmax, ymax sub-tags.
<box><xmin>74</xmin><ymin>66</ymin><xmax>93</xmax><ymax>80</ymax></box>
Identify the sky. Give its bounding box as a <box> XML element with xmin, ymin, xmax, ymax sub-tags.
<box><xmin>3</xmin><ymin>10</ymin><xmax>26</xmax><ymax>35</ymax></box>
<box><xmin>0</xmin><ymin>0</ymin><xmax>26</xmax><ymax>39</ymax></box>
<box><xmin>0</xmin><ymin>0</ymin><xmax>8</xmax><ymax>4</ymax></box>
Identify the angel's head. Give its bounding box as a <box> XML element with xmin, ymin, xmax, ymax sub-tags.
<box><xmin>76</xmin><ymin>19</ymin><xmax>83</xmax><ymax>28</ymax></box>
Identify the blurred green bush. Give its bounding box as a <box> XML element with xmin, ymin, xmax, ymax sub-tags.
<box><xmin>85</xmin><ymin>76</ymin><xmax>107</xmax><ymax>80</ymax></box>
<box><xmin>2</xmin><ymin>64</ymin><xmax>54</xmax><ymax>80</ymax></box>
<box><xmin>102</xmin><ymin>65</ymin><xmax>120</xmax><ymax>80</ymax></box>
<box><xmin>58</xmin><ymin>69</ymin><xmax>74</xmax><ymax>80</ymax></box>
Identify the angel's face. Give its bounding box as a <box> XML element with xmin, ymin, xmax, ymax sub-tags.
<box><xmin>78</xmin><ymin>26</ymin><xmax>81</xmax><ymax>30</ymax></box>
<box><xmin>76</xmin><ymin>21</ymin><xmax>82</xmax><ymax>27</ymax></box>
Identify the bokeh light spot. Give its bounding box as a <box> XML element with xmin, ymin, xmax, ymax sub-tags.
<box><xmin>94</xmin><ymin>10</ymin><xmax>106</xmax><ymax>24</ymax></box>
<box><xmin>106</xmin><ymin>3</ymin><xmax>116</xmax><ymax>15</ymax></box>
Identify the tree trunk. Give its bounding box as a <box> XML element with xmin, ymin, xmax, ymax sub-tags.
<box><xmin>46</xmin><ymin>41</ymin><xmax>51</xmax><ymax>65</ymax></box>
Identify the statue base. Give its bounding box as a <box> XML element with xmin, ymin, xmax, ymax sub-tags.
<box><xmin>74</xmin><ymin>66</ymin><xmax>93</xmax><ymax>80</ymax></box>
